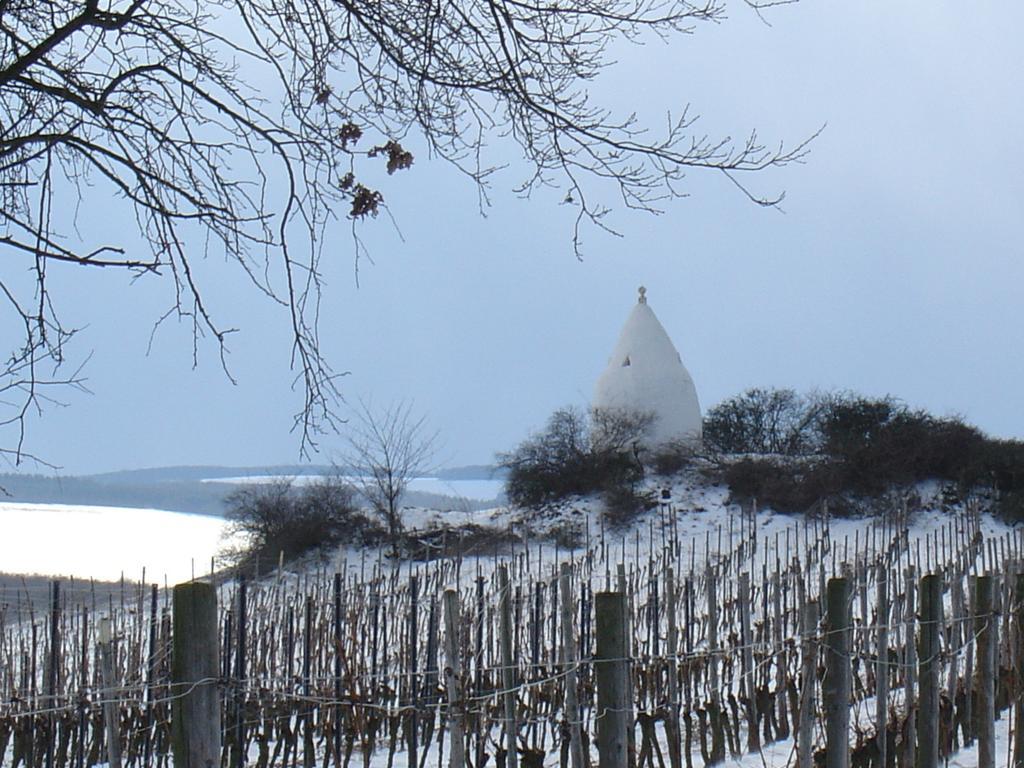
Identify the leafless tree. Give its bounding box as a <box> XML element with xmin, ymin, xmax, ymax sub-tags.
<box><xmin>343</xmin><ymin>400</ymin><xmax>438</xmax><ymax>552</ymax></box>
<box><xmin>1</xmin><ymin>0</ymin><xmax>813</xmax><ymax>463</ymax></box>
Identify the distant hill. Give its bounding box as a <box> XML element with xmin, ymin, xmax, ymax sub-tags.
<box><xmin>0</xmin><ymin>463</ymin><xmax>505</xmax><ymax>517</ymax></box>
<box><xmin>0</xmin><ymin>472</ymin><xmax>237</xmax><ymax>516</ymax></box>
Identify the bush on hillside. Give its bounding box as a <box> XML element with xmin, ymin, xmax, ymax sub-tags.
<box><xmin>707</xmin><ymin>388</ymin><xmax>1024</xmax><ymax>515</ymax></box>
<box><xmin>703</xmin><ymin>388</ymin><xmax>823</xmax><ymax>456</ymax></box>
<box><xmin>498</xmin><ymin>406</ymin><xmax>651</xmax><ymax>521</ymax></box>
<box><xmin>221</xmin><ymin>477</ymin><xmax>384</xmax><ymax>572</ymax></box>
<box><xmin>649</xmin><ymin>440</ymin><xmax>697</xmax><ymax>476</ymax></box>
<box><xmin>602</xmin><ymin>484</ymin><xmax>658</xmax><ymax>528</ymax></box>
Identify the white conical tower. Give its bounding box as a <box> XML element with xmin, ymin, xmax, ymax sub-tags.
<box><xmin>593</xmin><ymin>287</ymin><xmax>702</xmax><ymax>446</ymax></box>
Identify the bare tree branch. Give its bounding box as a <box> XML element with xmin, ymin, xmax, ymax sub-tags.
<box><xmin>1</xmin><ymin>0</ymin><xmax>809</xmax><ymax>463</ymax></box>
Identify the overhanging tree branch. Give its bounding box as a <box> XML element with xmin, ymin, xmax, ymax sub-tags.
<box><xmin>1</xmin><ymin>0</ymin><xmax>812</xmax><ymax>464</ymax></box>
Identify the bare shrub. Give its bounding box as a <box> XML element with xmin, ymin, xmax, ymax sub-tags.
<box><xmin>221</xmin><ymin>477</ymin><xmax>382</xmax><ymax>571</ymax></box>
<box><xmin>703</xmin><ymin>388</ymin><xmax>823</xmax><ymax>456</ymax></box>
<box><xmin>498</xmin><ymin>406</ymin><xmax>650</xmax><ymax>513</ymax></box>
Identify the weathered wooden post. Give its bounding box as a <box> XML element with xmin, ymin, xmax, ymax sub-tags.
<box><xmin>665</xmin><ymin>567</ymin><xmax>681</xmax><ymax>768</ymax></box>
<box><xmin>43</xmin><ymin>580</ymin><xmax>61</xmax><ymax>768</ymax></box>
<box><xmin>443</xmin><ymin>589</ymin><xmax>466</xmax><ymax>768</ymax></box>
<box><xmin>738</xmin><ymin>571</ymin><xmax>758</xmax><ymax>753</ymax></box>
<box><xmin>706</xmin><ymin>567</ymin><xmax>725</xmax><ymax>765</ymax></box>
<box><xmin>333</xmin><ymin>572</ymin><xmax>343</xmax><ymax>768</ymax></box>
<box><xmin>595</xmin><ymin>591</ymin><xmax>628</xmax><ymax>768</ymax></box>
<box><xmin>975</xmin><ymin>575</ymin><xmax>995</xmax><ymax>768</ymax></box>
<box><xmin>797</xmin><ymin>600</ymin><xmax>818</xmax><ymax>768</ymax></box>
<box><xmin>917</xmin><ymin>574</ymin><xmax>942</xmax><ymax>768</ymax></box>
<box><xmin>560</xmin><ymin>563</ymin><xmax>584</xmax><ymax>768</ymax></box>
<box><xmin>498</xmin><ymin>564</ymin><xmax>519</xmax><ymax>768</ymax></box>
<box><xmin>98</xmin><ymin>617</ymin><xmax>122</xmax><ymax>768</ymax></box>
<box><xmin>616</xmin><ymin>564</ymin><xmax>636</xmax><ymax>768</ymax></box>
<box><xmin>1012</xmin><ymin>573</ymin><xmax>1024</xmax><ymax>768</ymax></box>
<box><xmin>875</xmin><ymin>564</ymin><xmax>889</xmax><ymax>768</ymax></box>
<box><xmin>823</xmin><ymin>577</ymin><xmax>851</xmax><ymax>768</ymax></box>
<box><xmin>408</xmin><ymin>574</ymin><xmax>419</xmax><ymax>768</ymax></box>
<box><xmin>904</xmin><ymin>565</ymin><xmax>918</xmax><ymax>768</ymax></box>
<box><xmin>172</xmin><ymin>582</ymin><xmax>221</xmax><ymax>768</ymax></box>
<box><xmin>234</xmin><ymin>578</ymin><xmax>248</xmax><ymax>768</ymax></box>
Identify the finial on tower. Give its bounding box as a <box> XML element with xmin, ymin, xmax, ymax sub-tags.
<box><xmin>638</xmin><ymin>285</ymin><xmax>647</xmax><ymax>304</ymax></box>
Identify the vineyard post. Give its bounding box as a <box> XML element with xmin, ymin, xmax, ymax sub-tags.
<box><xmin>595</xmin><ymin>591</ymin><xmax>628</xmax><ymax>768</ymax></box>
<box><xmin>665</xmin><ymin>567</ymin><xmax>681</xmax><ymax>768</ymax></box>
<box><xmin>964</xmin><ymin>572</ymin><xmax>976</xmax><ymax>747</ymax></box>
<box><xmin>46</xmin><ymin>580</ymin><xmax>60</xmax><ymax>768</ymax></box>
<box><xmin>171</xmin><ymin>582</ymin><xmax>220</xmax><ymax>768</ymax></box>
<box><xmin>616</xmin><ymin>563</ymin><xmax>636</xmax><ymax>768</ymax></box>
<box><xmin>498</xmin><ymin>564</ymin><xmax>518</xmax><ymax>768</ymax></box>
<box><xmin>948</xmin><ymin>574</ymin><xmax>965</xmax><ymax>709</ymax></box>
<box><xmin>1012</xmin><ymin>573</ymin><xmax>1024</xmax><ymax>768</ymax></box>
<box><xmin>77</xmin><ymin>606</ymin><xmax>89</xmax><ymax>768</ymax></box>
<box><xmin>474</xmin><ymin>575</ymin><xmax>486</xmax><ymax>768</ymax></box>
<box><xmin>772</xmin><ymin>572</ymin><xmax>787</xmax><ymax>741</ymax></box>
<box><xmin>738</xmin><ymin>571</ymin><xmax>758</xmax><ymax>752</ymax></box>
<box><xmin>144</xmin><ymin>584</ymin><xmax>159</xmax><ymax>767</ymax></box>
<box><xmin>98</xmin><ymin>617</ymin><xmax>122</xmax><ymax>768</ymax></box>
<box><xmin>917</xmin><ymin>573</ymin><xmax>942</xmax><ymax>768</ymax></box>
<box><xmin>797</xmin><ymin>600</ymin><xmax>817</xmax><ymax>768</ymax></box>
<box><xmin>560</xmin><ymin>563</ymin><xmax>584</xmax><ymax>768</ymax></box>
<box><xmin>234</xmin><ymin>578</ymin><xmax>248</xmax><ymax>768</ymax></box>
<box><xmin>408</xmin><ymin>574</ymin><xmax>420</xmax><ymax>768</ymax></box>
<box><xmin>904</xmin><ymin>565</ymin><xmax>918</xmax><ymax>768</ymax></box>
<box><xmin>334</xmin><ymin>572</ymin><xmax>343</xmax><ymax>768</ymax></box>
<box><xmin>875</xmin><ymin>563</ymin><xmax>889</xmax><ymax>768</ymax></box>
<box><xmin>443</xmin><ymin>589</ymin><xmax>466</xmax><ymax>768</ymax></box>
<box><xmin>303</xmin><ymin>594</ymin><xmax>314</xmax><ymax>768</ymax></box>
<box><xmin>975</xmin><ymin>575</ymin><xmax>995</xmax><ymax>768</ymax></box>
<box><xmin>823</xmin><ymin>577</ymin><xmax>851</xmax><ymax>768</ymax></box>
<box><xmin>707</xmin><ymin>567</ymin><xmax>725</xmax><ymax>765</ymax></box>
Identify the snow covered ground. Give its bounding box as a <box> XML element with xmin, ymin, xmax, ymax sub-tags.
<box><xmin>0</xmin><ymin>502</ymin><xmax>227</xmax><ymax>583</ymax></box>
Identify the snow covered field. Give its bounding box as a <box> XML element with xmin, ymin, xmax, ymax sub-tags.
<box><xmin>0</xmin><ymin>502</ymin><xmax>227</xmax><ymax>583</ymax></box>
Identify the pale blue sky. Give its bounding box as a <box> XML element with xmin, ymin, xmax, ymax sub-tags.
<box><xmin>16</xmin><ymin>2</ymin><xmax>1024</xmax><ymax>474</ymax></box>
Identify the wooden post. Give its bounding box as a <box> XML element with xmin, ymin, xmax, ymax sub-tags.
<box><xmin>1012</xmin><ymin>573</ymin><xmax>1024</xmax><ymax>768</ymax></box>
<box><xmin>616</xmin><ymin>564</ymin><xmax>636</xmax><ymax>768</ymax></box>
<box><xmin>408</xmin><ymin>574</ymin><xmax>419</xmax><ymax>768</ymax></box>
<box><xmin>797</xmin><ymin>600</ymin><xmax>817</xmax><ymax>768</ymax></box>
<box><xmin>823</xmin><ymin>577</ymin><xmax>851</xmax><ymax>768</ymax></box>
<box><xmin>875</xmin><ymin>564</ymin><xmax>889</xmax><ymax>768</ymax></box>
<box><xmin>904</xmin><ymin>566</ymin><xmax>918</xmax><ymax>768</ymax></box>
<box><xmin>498</xmin><ymin>565</ymin><xmax>518</xmax><ymax>768</ymax></box>
<box><xmin>234</xmin><ymin>578</ymin><xmax>248</xmax><ymax>768</ymax></box>
<box><xmin>171</xmin><ymin>582</ymin><xmax>221</xmax><ymax>768</ymax></box>
<box><xmin>917</xmin><ymin>574</ymin><xmax>942</xmax><ymax>768</ymax></box>
<box><xmin>975</xmin><ymin>575</ymin><xmax>995</xmax><ymax>768</ymax></box>
<box><xmin>595</xmin><ymin>592</ymin><xmax>628</xmax><ymax>768</ymax></box>
<box><xmin>46</xmin><ymin>580</ymin><xmax>60</xmax><ymax>768</ymax></box>
<box><xmin>334</xmin><ymin>572</ymin><xmax>343</xmax><ymax>768</ymax></box>
<box><xmin>707</xmin><ymin>567</ymin><xmax>725</xmax><ymax>765</ymax></box>
<box><xmin>560</xmin><ymin>564</ymin><xmax>584</xmax><ymax>768</ymax></box>
<box><xmin>303</xmin><ymin>594</ymin><xmax>314</xmax><ymax>768</ymax></box>
<box><xmin>443</xmin><ymin>590</ymin><xmax>466</xmax><ymax>768</ymax></box>
<box><xmin>738</xmin><ymin>572</ymin><xmax>758</xmax><ymax>752</ymax></box>
<box><xmin>144</xmin><ymin>584</ymin><xmax>159</xmax><ymax>768</ymax></box>
<box><xmin>98</xmin><ymin>617</ymin><xmax>122</xmax><ymax>768</ymax></box>
<box><xmin>665</xmin><ymin>567</ymin><xmax>681</xmax><ymax>768</ymax></box>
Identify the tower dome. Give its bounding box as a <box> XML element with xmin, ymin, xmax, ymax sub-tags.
<box><xmin>593</xmin><ymin>287</ymin><xmax>702</xmax><ymax>446</ymax></box>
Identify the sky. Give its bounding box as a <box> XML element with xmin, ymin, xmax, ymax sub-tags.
<box><xmin>9</xmin><ymin>1</ymin><xmax>1024</xmax><ymax>475</ymax></box>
